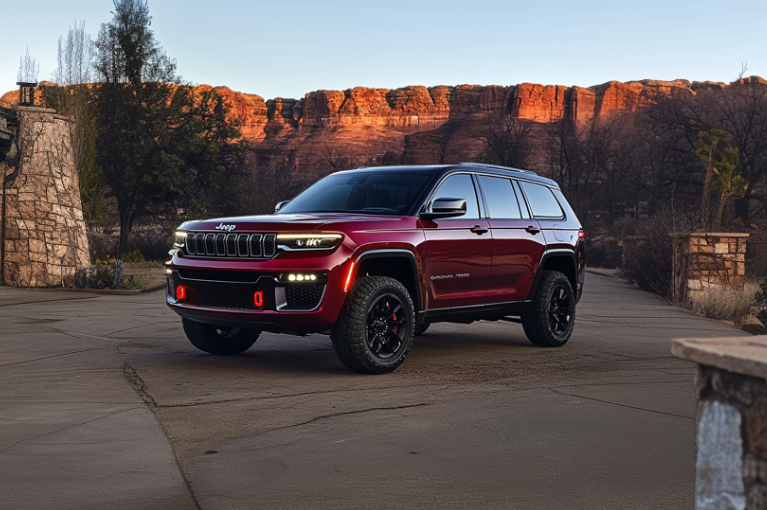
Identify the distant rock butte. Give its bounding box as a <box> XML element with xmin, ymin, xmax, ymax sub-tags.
<box><xmin>187</xmin><ymin>78</ymin><xmax>767</xmax><ymax>141</ymax></box>
<box><xmin>3</xmin><ymin>77</ymin><xmax>766</xmax><ymax>168</ymax></box>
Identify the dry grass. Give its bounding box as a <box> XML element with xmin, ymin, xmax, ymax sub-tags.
<box><xmin>691</xmin><ymin>283</ymin><xmax>758</xmax><ymax>325</ymax></box>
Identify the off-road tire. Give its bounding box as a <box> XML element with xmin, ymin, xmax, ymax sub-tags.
<box><xmin>414</xmin><ymin>322</ymin><xmax>430</xmax><ymax>336</ymax></box>
<box><xmin>521</xmin><ymin>270</ymin><xmax>575</xmax><ymax>347</ymax></box>
<box><xmin>331</xmin><ymin>276</ymin><xmax>415</xmax><ymax>374</ymax></box>
<box><xmin>182</xmin><ymin>318</ymin><xmax>260</xmax><ymax>355</ymax></box>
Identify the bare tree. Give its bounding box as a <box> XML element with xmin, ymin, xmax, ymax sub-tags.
<box><xmin>313</xmin><ymin>143</ymin><xmax>353</xmax><ymax>172</ymax></box>
<box><xmin>44</xmin><ymin>22</ymin><xmax>104</xmax><ymax>221</ymax></box>
<box><xmin>17</xmin><ymin>47</ymin><xmax>40</xmax><ymax>83</ymax></box>
<box><xmin>473</xmin><ymin>111</ymin><xmax>533</xmax><ymax>168</ymax></box>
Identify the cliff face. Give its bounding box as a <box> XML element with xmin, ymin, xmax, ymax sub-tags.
<box><xmin>215</xmin><ymin>78</ymin><xmax>707</xmax><ymax>142</ymax></box>
<box><xmin>4</xmin><ymin>77</ymin><xmax>763</xmax><ymax>171</ymax></box>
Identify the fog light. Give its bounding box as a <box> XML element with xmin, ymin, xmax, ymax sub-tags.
<box><xmin>284</xmin><ymin>273</ymin><xmax>320</xmax><ymax>282</ymax></box>
<box><xmin>177</xmin><ymin>285</ymin><xmax>187</xmax><ymax>300</ymax></box>
<box><xmin>254</xmin><ymin>291</ymin><xmax>264</xmax><ymax>308</ymax></box>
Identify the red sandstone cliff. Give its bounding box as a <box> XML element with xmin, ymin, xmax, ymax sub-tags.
<box><xmin>4</xmin><ymin>77</ymin><xmax>765</xmax><ymax>169</ymax></box>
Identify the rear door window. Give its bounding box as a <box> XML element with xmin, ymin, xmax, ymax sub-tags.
<box><xmin>520</xmin><ymin>182</ymin><xmax>564</xmax><ymax>219</ymax></box>
<box><xmin>477</xmin><ymin>176</ymin><xmax>521</xmax><ymax>219</ymax></box>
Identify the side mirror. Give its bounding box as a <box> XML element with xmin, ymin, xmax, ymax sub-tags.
<box><xmin>420</xmin><ymin>198</ymin><xmax>467</xmax><ymax>220</ymax></box>
<box><xmin>275</xmin><ymin>200</ymin><xmax>291</xmax><ymax>212</ymax></box>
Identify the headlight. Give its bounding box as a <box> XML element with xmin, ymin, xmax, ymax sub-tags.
<box><xmin>173</xmin><ymin>231</ymin><xmax>187</xmax><ymax>248</ymax></box>
<box><xmin>276</xmin><ymin>234</ymin><xmax>342</xmax><ymax>251</ymax></box>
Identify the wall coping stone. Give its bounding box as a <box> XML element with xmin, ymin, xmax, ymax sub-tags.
<box><xmin>672</xmin><ymin>337</ymin><xmax>767</xmax><ymax>379</ymax></box>
<box><xmin>669</xmin><ymin>232</ymin><xmax>751</xmax><ymax>238</ymax></box>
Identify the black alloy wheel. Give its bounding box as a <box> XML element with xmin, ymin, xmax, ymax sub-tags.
<box><xmin>331</xmin><ymin>275</ymin><xmax>415</xmax><ymax>374</ymax></box>
<box><xmin>366</xmin><ymin>293</ymin><xmax>408</xmax><ymax>360</ymax></box>
<box><xmin>548</xmin><ymin>285</ymin><xmax>572</xmax><ymax>336</ymax></box>
<box><xmin>521</xmin><ymin>270</ymin><xmax>575</xmax><ymax>347</ymax></box>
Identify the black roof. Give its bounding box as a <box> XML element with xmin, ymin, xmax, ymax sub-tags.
<box><xmin>337</xmin><ymin>162</ymin><xmax>559</xmax><ymax>188</ymax></box>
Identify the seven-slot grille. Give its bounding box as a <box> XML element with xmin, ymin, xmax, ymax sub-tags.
<box><xmin>184</xmin><ymin>233</ymin><xmax>277</xmax><ymax>259</ymax></box>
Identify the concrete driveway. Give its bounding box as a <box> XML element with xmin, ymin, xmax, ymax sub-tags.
<box><xmin>0</xmin><ymin>273</ymin><xmax>749</xmax><ymax>509</ymax></box>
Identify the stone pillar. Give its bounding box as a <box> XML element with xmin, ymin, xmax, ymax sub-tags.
<box><xmin>1</xmin><ymin>106</ymin><xmax>89</xmax><ymax>286</ymax></box>
<box><xmin>672</xmin><ymin>336</ymin><xmax>767</xmax><ymax>510</ymax></box>
<box><xmin>671</xmin><ymin>233</ymin><xmax>749</xmax><ymax>304</ymax></box>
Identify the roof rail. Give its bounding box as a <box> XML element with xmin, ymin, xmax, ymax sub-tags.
<box><xmin>459</xmin><ymin>162</ymin><xmax>538</xmax><ymax>175</ymax></box>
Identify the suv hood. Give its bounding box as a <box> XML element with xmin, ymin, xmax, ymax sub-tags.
<box><xmin>179</xmin><ymin>213</ymin><xmax>407</xmax><ymax>233</ymax></box>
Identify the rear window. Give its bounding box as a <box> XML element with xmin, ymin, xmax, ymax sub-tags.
<box><xmin>520</xmin><ymin>182</ymin><xmax>564</xmax><ymax>219</ymax></box>
<box><xmin>477</xmin><ymin>176</ymin><xmax>521</xmax><ymax>219</ymax></box>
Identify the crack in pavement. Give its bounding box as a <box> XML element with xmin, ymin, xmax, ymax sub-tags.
<box><xmin>263</xmin><ymin>402</ymin><xmax>433</xmax><ymax>434</ymax></box>
<box><xmin>120</xmin><ymin>363</ymin><xmax>203</xmax><ymax>510</ymax></box>
<box><xmin>0</xmin><ymin>347</ymin><xmax>104</xmax><ymax>368</ymax></box>
<box><xmin>0</xmin><ymin>406</ymin><xmax>141</xmax><ymax>454</ymax></box>
<box><xmin>123</xmin><ymin>364</ymin><xmax>158</xmax><ymax>408</ymax></box>
<box><xmin>547</xmin><ymin>387</ymin><xmax>694</xmax><ymax>420</ymax></box>
<box><xmin>151</xmin><ymin>384</ymin><xmax>452</xmax><ymax>409</ymax></box>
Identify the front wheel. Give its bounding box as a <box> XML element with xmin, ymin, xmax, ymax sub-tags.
<box><xmin>331</xmin><ymin>276</ymin><xmax>415</xmax><ymax>374</ymax></box>
<box><xmin>521</xmin><ymin>271</ymin><xmax>575</xmax><ymax>347</ymax></box>
<box><xmin>182</xmin><ymin>319</ymin><xmax>260</xmax><ymax>355</ymax></box>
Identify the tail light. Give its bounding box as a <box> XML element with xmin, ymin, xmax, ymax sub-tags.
<box><xmin>578</xmin><ymin>230</ymin><xmax>585</xmax><ymax>239</ymax></box>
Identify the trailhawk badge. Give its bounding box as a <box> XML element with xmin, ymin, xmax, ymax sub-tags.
<box><xmin>215</xmin><ymin>223</ymin><xmax>236</xmax><ymax>232</ymax></box>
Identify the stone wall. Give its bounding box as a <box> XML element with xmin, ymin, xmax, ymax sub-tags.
<box><xmin>671</xmin><ymin>233</ymin><xmax>749</xmax><ymax>303</ymax></box>
<box><xmin>1</xmin><ymin>106</ymin><xmax>89</xmax><ymax>286</ymax></box>
<box><xmin>673</xmin><ymin>336</ymin><xmax>767</xmax><ymax>510</ymax></box>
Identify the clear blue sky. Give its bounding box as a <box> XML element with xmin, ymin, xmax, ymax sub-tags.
<box><xmin>2</xmin><ymin>0</ymin><xmax>765</xmax><ymax>100</ymax></box>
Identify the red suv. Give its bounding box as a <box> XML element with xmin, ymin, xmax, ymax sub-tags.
<box><xmin>166</xmin><ymin>163</ymin><xmax>585</xmax><ymax>373</ymax></box>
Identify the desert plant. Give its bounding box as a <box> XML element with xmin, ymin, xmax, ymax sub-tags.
<box><xmin>121</xmin><ymin>249</ymin><xmax>145</xmax><ymax>264</ymax></box>
<box><xmin>690</xmin><ymin>283</ymin><xmax>757</xmax><ymax>325</ymax></box>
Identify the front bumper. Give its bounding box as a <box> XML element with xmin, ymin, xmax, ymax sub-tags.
<box><xmin>165</xmin><ymin>245</ymin><xmax>353</xmax><ymax>335</ymax></box>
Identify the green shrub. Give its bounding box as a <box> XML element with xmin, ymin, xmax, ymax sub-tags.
<box><xmin>121</xmin><ymin>249</ymin><xmax>145</xmax><ymax>264</ymax></box>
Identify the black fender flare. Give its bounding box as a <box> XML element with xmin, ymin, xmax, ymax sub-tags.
<box><xmin>353</xmin><ymin>248</ymin><xmax>422</xmax><ymax>313</ymax></box>
<box><xmin>526</xmin><ymin>249</ymin><xmax>579</xmax><ymax>302</ymax></box>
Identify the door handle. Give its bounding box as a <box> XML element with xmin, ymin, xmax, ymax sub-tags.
<box><xmin>470</xmin><ymin>225</ymin><xmax>489</xmax><ymax>235</ymax></box>
<box><xmin>525</xmin><ymin>225</ymin><xmax>541</xmax><ymax>235</ymax></box>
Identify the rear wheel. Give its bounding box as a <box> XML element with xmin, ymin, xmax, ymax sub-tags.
<box><xmin>521</xmin><ymin>270</ymin><xmax>575</xmax><ymax>347</ymax></box>
<box><xmin>182</xmin><ymin>318</ymin><xmax>260</xmax><ymax>355</ymax></box>
<box><xmin>331</xmin><ymin>276</ymin><xmax>415</xmax><ymax>374</ymax></box>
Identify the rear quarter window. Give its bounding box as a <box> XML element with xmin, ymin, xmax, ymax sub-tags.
<box><xmin>520</xmin><ymin>182</ymin><xmax>564</xmax><ymax>219</ymax></box>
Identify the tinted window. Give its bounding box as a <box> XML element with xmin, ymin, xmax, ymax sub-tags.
<box><xmin>520</xmin><ymin>182</ymin><xmax>564</xmax><ymax>218</ymax></box>
<box><xmin>279</xmin><ymin>172</ymin><xmax>432</xmax><ymax>215</ymax></box>
<box><xmin>478</xmin><ymin>176</ymin><xmax>521</xmax><ymax>219</ymax></box>
<box><xmin>432</xmin><ymin>174</ymin><xmax>480</xmax><ymax>219</ymax></box>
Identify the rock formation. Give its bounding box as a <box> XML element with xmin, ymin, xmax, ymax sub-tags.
<box><xmin>3</xmin><ymin>76</ymin><xmax>764</xmax><ymax>172</ymax></box>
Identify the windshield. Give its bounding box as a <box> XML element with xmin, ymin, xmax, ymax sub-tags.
<box><xmin>278</xmin><ymin>172</ymin><xmax>433</xmax><ymax>215</ymax></box>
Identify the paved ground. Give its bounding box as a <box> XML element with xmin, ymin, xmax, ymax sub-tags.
<box><xmin>0</xmin><ymin>272</ymin><xmax>750</xmax><ymax>509</ymax></box>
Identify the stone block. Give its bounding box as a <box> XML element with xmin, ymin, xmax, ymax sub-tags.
<box><xmin>712</xmin><ymin>369</ymin><xmax>767</xmax><ymax>406</ymax></box>
<box><xmin>28</xmin><ymin>251</ymin><xmax>47</xmax><ymax>263</ymax></box>
<box><xmin>748</xmin><ymin>484</ymin><xmax>767</xmax><ymax>510</ymax></box>
<box><xmin>700</xmin><ymin>245</ymin><xmax>715</xmax><ymax>253</ymax></box>
<box><xmin>738</xmin><ymin>264</ymin><xmax>746</xmax><ymax>276</ymax></box>
<box><xmin>28</xmin><ymin>239</ymin><xmax>46</xmax><ymax>254</ymax></box>
<box><xmin>746</xmin><ymin>396</ymin><xmax>767</xmax><ymax>458</ymax></box>
<box><xmin>744</xmin><ymin>454</ymin><xmax>767</xmax><ymax>485</ymax></box>
<box><xmin>688</xmin><ymin>279</ymin><xmax>702</xmax><ymax>290</ymax></box>
<box><xmin>696</xmin><ymin>365</ymin><xmax>712</xmax><ymax>396</ymax></box>
<box><xmin>696</xmin><ymin>400</ymin><xmax>747</xmax><ymax>509</ymax></box>
<box><xmin>715</xmin><ymin>243</ymin><xmax>729</xmax><ymax>254</ymax></box>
